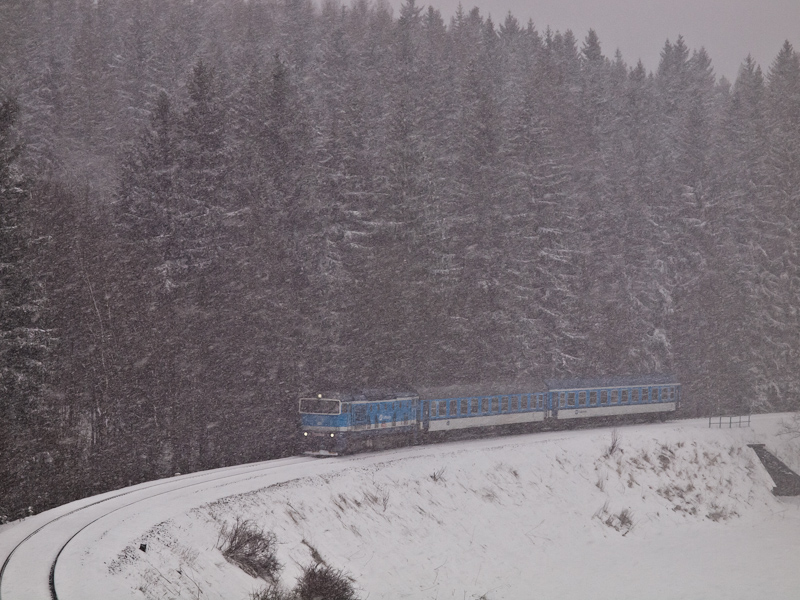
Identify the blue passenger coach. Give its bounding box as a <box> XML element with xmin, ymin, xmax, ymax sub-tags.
<box><xmin>417</xmin><ymin>383</ymin><xmax>547</xmax><ymax>433</ymax></box>
<box><xmin>547</xmin><ymin>375</ymin><xmax>680</xmax><ymax>420</ymax></box>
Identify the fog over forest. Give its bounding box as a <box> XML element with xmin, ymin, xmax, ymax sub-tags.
<box><xmin>1</xmin><ymin>0</ymin><xmax>799</xmax><ymax>517</ymax></box>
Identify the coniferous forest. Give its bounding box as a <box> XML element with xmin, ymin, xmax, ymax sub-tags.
<box><xmin>1</xmin><ymin>0</ymin><xmax>800</xmax><ymax>516</ymax></box>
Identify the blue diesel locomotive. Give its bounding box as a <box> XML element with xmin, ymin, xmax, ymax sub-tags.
<box><xmin>299</xmin><ymin>375</ymin><xmax>680</xmax><ymax>455</ymax></box>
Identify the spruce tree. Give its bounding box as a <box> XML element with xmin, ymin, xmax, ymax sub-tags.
<box><xmin>0</xmin><ymin>97</ymin><xmax>52</xmax><ymax>512</ymax></box>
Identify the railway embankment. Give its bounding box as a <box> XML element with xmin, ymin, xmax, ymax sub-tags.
<box><xmin>100</xmin><ymin>418</ymin><xmax>800</xmax><ymax>600</ymax></box>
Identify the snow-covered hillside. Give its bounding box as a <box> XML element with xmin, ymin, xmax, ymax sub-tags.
<box><xmin>76</xmin><ymin>416</ymin><xmax>800</xmax><ymax>599</ymax></box>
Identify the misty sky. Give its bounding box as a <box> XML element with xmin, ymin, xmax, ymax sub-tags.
<box><xmin>385</xmin><ymin>0</ymin><xmax>800</xmax><ymax>82</ymax></box>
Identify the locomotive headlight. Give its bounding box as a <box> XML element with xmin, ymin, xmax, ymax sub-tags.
<box><xmin>330</xmin><ymin>433</ymin><xmax>335</xmax><ymax>437</ymax></box>
<box><xmin>303</xmin><ymin>432</ymin><xmax>308</xmax><ymax>436</ymax></box>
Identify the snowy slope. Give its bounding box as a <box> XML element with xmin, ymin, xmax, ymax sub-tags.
<box><xmin>61</xmin><ymin>415</ymin><xmax>800</xmax><ymax>599</ymax></box>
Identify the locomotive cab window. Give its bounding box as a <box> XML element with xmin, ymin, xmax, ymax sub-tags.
<box><xmin>299</xmin><ymin>398</ymin><xmax>341</xmax><ymax>414</ymax></box>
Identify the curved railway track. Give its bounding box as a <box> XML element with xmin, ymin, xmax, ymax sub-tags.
<box><xmin>0</xmin><ymin>429</ymin><xmax>610</xmax><ymax>600</ymax></box>
<box><xmin>0</xmin><ymin>456</ymin><xmax>317</xmax><ymax>600</ymax></box>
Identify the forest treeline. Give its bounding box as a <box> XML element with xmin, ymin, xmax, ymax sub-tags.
<box><xmin>1</xmin><ymin>0</ymin><xmax>799</xmax><ymax>515</ymax></box>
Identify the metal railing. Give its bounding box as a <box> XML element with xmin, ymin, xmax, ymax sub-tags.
<box><xmin>709</xmin><ymin>414</ymin><xmax>751</xmax><ymax>428</ymax></box>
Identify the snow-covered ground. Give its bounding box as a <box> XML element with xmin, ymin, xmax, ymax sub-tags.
<box><xmin>42</xmin><ymin>415</ymin><xmax>800</xmax><ymax>599</ymax></box>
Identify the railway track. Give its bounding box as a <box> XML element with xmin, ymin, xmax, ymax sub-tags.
<box><xmin>0</xmin><ymin>456</ymin><xmax>317</xmax><ymax>600</ymax></box>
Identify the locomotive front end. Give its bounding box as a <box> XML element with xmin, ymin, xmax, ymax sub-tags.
<box><xmin>299</xmin><ymin>394</ymin><xmax>350</xmax><ymax>456</ymax></box>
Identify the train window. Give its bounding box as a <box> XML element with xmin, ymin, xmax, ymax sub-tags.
<box><xmin>621</xmin><ymin>390</ymin><xmax>629</xmax><ymax>404</ymax></box>
<box><xmin>599</xmin><ymin>391</ymin><xmax>606</xmax><ymax>405</ymax></box>
<box><xmin>590</xmin><ymin>391</ymin><xmax>597</xmax><ymax>406</ymax></box>
<box><xmin>511</xmin><ymin>396</ymin><xmax>518</xmax><ymax>411</ymax></box>
<box><xmin>610</xmin><ymin>390</ymin><xmax>618</xmax><ymax>404</ymax></box>
<box><xmin>668</xmin><ymin>387</ymin><xmax>675</xmax><ymax>401</ymax></box>
<box><xmin>578</xmin><ymin>391</ymin><xmax>586</xmax><ymax>406</ymax></box>
<box><xmin>652</xmin><ymin>388</ymin><xmax>660</xmax><ymax>402</ymax></box>
<box><xmin>440</xmin><ymin>402</ymin><xmax>447</xmax><ymax>417</ymax></box>
<box><xmin>501</xmin><ymin>397</ymin><xmax>509</xmax><ymax>412</ymax></box>
<box><xmin>491</xmin><ymin>398</ymin><xmax>499</xmax><ymax>412</ymax></box>
<box><xmin>450</xmin><ymin>400</ymin><xmax>458</xmax><ymax>417</ymax></box>
<box><xmin>299</xmin><ymin>398</ymin><xmax>341</xmax><ymax>414</ymax></box>
<box><xmin>430</xmin><ymin>401</ymin><xmax>438</xmax><ymax>417</ymax></box>
<box><xmin>482</xmin><ymin>398</ymin><xmax>489</xmax><ymax>413</ymax></box>
<box><xmin>566</xmin><ymin>392</ymin><xmax>575</xmax><ymax>407</ymax></box>
<box><xmin>461</xmin><ymin>401</ymin><xmax>468</xmax><ymax>416</ymax></box>
<box><xmin>471</xmin><ymin>399</ymin><xmax>479</xmax><ymax>414</ymax></box>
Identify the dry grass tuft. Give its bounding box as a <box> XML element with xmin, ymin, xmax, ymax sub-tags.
<box><xmin>217</xmin><ymin>518</ymin><xmax>281</xmax><ymax>580</ymax></box>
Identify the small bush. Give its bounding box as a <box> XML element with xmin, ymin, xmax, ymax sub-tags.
<box><xmin>218</xmin><ymin>518</ymin><xmax>282</xmax><ymax>580</ymax></box>
<box><xmin>430</xmin><ymin>467</ymin><xmax>446</xmax><ymax>482</ymax></box>
<box><xmin>251</xmin><ymin>584</ymin><xmax>294</xmax><ymax>600</ymax></box>
<box><xmin>616</xmin><ymin>508</ymin><xmax>633</xmax><ymax>529</ymax></box>
<box><xmin>295</xmin><ymin>564</ymin><xmax>359</xmax><ymax>600</ymax></box>
<box><xmin>596</xmin><ymin>503</ymin><xmax>634</xmax><ymax>535</ymax></box>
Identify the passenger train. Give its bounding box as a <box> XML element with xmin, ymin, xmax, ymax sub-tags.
<box><xmin>299</xmin><ymin>375</ymin><xmax>681</xmax><ymax>455</ymax></box>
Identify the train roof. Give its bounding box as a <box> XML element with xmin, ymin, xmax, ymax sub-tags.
<box><xmin>305</xmin><ymin>389</ymin><xmax>417</xmax><ymax>402</ymax></box>
<box><xmin>304</xmin><ymin>375</ymin><xmax>678</xmax><ymax>402</ymax></box>
<box><xmin>545</xmin><ymin>374</ymin><xmax>679</xmax><ymax>391</ymax></box>
<box><xmin>415</xmin><ymin>380</ymin><xmax>547</xmax><ymax>400</ymax></box>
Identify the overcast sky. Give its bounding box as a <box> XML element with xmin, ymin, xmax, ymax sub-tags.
<box><xmin>385</xmin><ymin>0</ymin><xmax>800</xmax><ymax>82</ymax></box>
